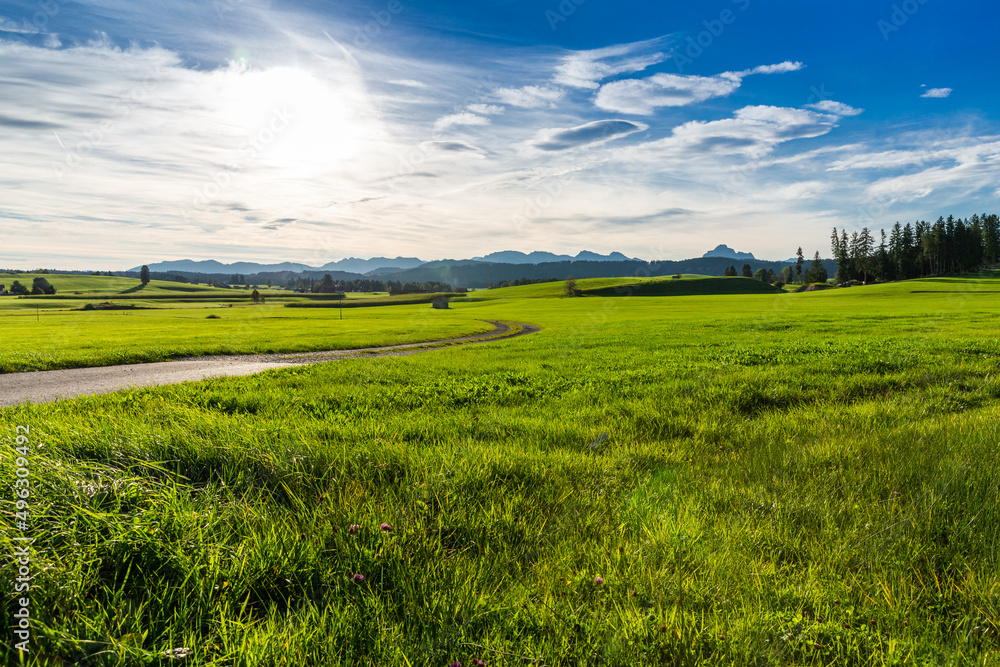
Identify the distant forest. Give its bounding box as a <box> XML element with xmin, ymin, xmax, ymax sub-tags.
<box><xmin>831</xmin><ymin>213</ymin><xmax>999</xmax><ymax>283</ymax></box>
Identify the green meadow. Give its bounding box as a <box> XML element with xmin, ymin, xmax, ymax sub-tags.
<box><xmin>1</xmin><ymin>274</ymin><xmax>999</xmax><ymax>665</ymax></box>
<box><xmin>0</xmin><ymin>304</ymin><xmax>492</xmax><ymax>373</ymax></box>
<box><xmin>0</xmin><ymin>273</ymin><xmax>487</xmax><ymax>372</ymax></box>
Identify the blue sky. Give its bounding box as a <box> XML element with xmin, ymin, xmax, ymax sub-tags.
<box><xmin>1</xmin><ymin>0</ymin><xmax>998</xmax><ymax>268</ymax></box>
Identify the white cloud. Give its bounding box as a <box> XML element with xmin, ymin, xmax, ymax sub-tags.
<box><xmin>595</xmin><ymin>72</ymin><xmax>742</xmax><ymax>115</ymax></box>
<box><xmin>618</xmin><ymin>105</ymin><xmax>841</xmax><ymax>161</ymax></box>
<box><xmin>595</xmin><ymin>62</ymin><xmax>804</xmax><ymax>115</ymax></box>
<box><xmin>524</xmin><ymin>119</ymin><xmax>647</xmax><ymax>152</ymax></box>
<box><xmin>467</xmin><ymin>103</ymin><xmax>504</xmax><ymax>115</ymax></box>
<box><xmin>806</xmin><ymin>100</ymin><xmax>864</xmax><ymax>116</ymax></box>
<box><xmin>553</xmin><ymin>36</ymin><xmax>671</xmax><ymax>89</ymax></box>
<box><xmin>387</xmin><ymin>79</ymin><xmax>427</xmax><ymax>88</ymax></box>
<box><xmin>493</xmin><ymin>85</ymin><xmax>564</xmax><ymax>108</ymax></box>
<box><xmin>743</xmin><ymin>61</ymin><xmax>804</xmax><ymax>75</ymax></box>
<box><xmin>921</xmin><ymin>87</ymin><xmax>952</xmax><ymax>98</ymax></box>
<box><xmin>828</xmin><ymin>138</ymin><xmax>1000</xmax><ymax>172</ymax></box>
<box><xmin>421</xmin><ymin>140</ymin><xmax>487</xmax><ymax>158</ymax></box>
<box><xmin>864</xmin><ymin>162</ymin><xmax>988</xmax><ymax>202</ymax></box>
<box><xmin>433</xmin><ymin>112</ymin><xmax>490</xmax><ymax>131</ymax></box>
<box><xmin>0</xmin><ymin>15</ymin><xmax>39</xmax><ymax>34</ymax></box>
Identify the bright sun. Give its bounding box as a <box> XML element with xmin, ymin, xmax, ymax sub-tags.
<box><xmin>214</xmin><ymin>63</ymin><xmax>368</xmax><ymax>177</ymax></box>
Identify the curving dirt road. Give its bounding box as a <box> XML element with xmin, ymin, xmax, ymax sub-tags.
<box><xmin>0</xmin><ymin>320</ymin><xmax>539</xmax><ymax>407</ymax></box>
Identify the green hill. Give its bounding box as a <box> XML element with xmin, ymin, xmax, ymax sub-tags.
<box><xmin>1</xmin><ymin>272</ymin><xmax>236</xmax><ymax>295</ymax></box>
<box><xmin>582</xmin><ymin>276</ymin><xmax>784</xmax><ymax>296</ymax></box>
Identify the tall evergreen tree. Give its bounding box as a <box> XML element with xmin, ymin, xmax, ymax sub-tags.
<box><xmin>831</xmin><ymin>228</ymin><xmax>849</xmax><ymax>283</ymax></box>
<box><xmin>983</xmin><ymin>213</ymin><xmax>999</xmax><ymax>265</ymax></box>
<box><xmin>857</xmin><ymin>227</ymin><xmax>874</xmax><ymax>283</ymax></box>
<box><xmin>140</xmin><ymin>265</ymin><xmax>150</xmax><ymax>286</ymax></box>
<box><xmin>806</xmin><ymin>252</ymin><xmax>828</xmax><ymax>284</ymax></box>
<box><xmin>876</xmin><ymin>229</ymin><xmax>890</xmax><ymax>282</ymax></box>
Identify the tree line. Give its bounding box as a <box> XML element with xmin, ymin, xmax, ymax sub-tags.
<box><xmin>487</xmin><ymin>277</ymin><xmax>557</xmax><ymax>289</ymax></box>
<box><xmin>293</xmin><ymin>275</ymin><xmax>454</xmax><ymax>293</ymax></box>
<box><xmin>722</xmin><ymin>247</ymin><xmax>828</xmax><ymax>286</ymax></box>
<box><xmin>832</xmin><ymin>214</ymin><xmax>999</xmax><ymax>283</ymax></box>
<box><xmin>1</xmin><ymin>277</ymin><xmax>56</xmax><ymax>295</ymax></box>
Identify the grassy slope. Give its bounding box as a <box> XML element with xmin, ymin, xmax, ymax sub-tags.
<box><xmin>581</xmin><ymin>276</ymin><xmax>783</xmax><ymax>296</ymax></box>
<box><xmin>0</xmin><ymin>274</ymin><xmax>275</xmax><ymax>312</ymax></box>
<box><xmin>464</xmin><ymin>275</ymin><xmax>716</xmax><ymax>300</ymax></box>
<box><xmin>284</xmin><ymin>293</ymin><xmax>459</xmax><ymax>308</ymax></box>
<box><xmin>1</xmin><ymin>278</ymin><xmax>999</xmax><ymax>664</ymax></box>
<box><xmin>1</xmin><ymin>273</ymin><xmax>236</xmax><ymax>296</ymax></box>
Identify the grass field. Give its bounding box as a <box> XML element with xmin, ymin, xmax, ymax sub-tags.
<box><xmin>1</xmin><ymin>275</ymin><xmax>999</xmax><ymax>665</ymax></box>
<box><xmin>0</xmin><ymin>304</ymin><xmax>494</xmax><ymax>373</ymax></box>
<box><xmin>0</xmin><ymin>274</ymin><xmax>278</xmax><ymax>312</ymax></box>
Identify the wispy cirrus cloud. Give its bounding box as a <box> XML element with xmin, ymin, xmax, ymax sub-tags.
<box><xmin>493</xmin><ymin>84</ymin><xmax>565</xmax><ymax>108</ymax></box>
<box><xmin>553</xmin><ymin>35</ymin><xmax>672</xmax><ymax>89</ymax></box>
<box><xmin>467</xmin><ymin>103</ymin><xmax>504</xmax><ymax>115</ymax></box>
<box><xmin>616</xmin><ymin>105</ymin><xmax>842</xmax><ymax>161</ymax></box>
<box><xmin>421</xmin><ymin>140</ymin><xmax>487</xmax><ymax>158</ymax></box>
<box><xmin>433</xmin><ymin>112</ymin><xmax>490</xmax><ymax>131</ymax></box>
<box><xmin>387</xmin><ymin>79</ymin><xmax>426</xmax><ymax>88</ymax></box>
<box><xmin>595</xmin><ymin>62</ymin><xmax>803</xmax><ymax>115</ymax></box>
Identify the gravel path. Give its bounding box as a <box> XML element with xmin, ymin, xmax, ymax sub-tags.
<box><xmin>0</xmin><ymin>320</ymin><xmax>539</xmax><ymax>407</ymax></box>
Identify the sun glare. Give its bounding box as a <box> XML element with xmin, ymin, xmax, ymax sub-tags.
<box><xmin>215</xmin><ymin>63</ymin><xmax>367</xmax><ymax>177</ymax></box>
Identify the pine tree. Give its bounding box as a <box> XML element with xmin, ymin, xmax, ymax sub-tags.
<box><xmin>876</xmin><ymin>229</ymin><xmax>890</xmax><ymax>282</ymax></box>
<box><xmin>806</xmin><ymin>252</ymin><xmax>828</xmax><ymax>284</ymax></box>
<box><xmin>984</xmin><ymin>214</ymin><xmax>999</xmax><ymax>265</ymax></box>
<box><xmin>140</xmin><ymin>265</ymin><xmax>150</xmax><ymax>286</ymax></box>
<box><xmin>858</xmin><ymin>227</ymin><xmax>874</xmax><ymax>283</ymax></box>
<box><xmin>831</xmin><ymin>227</ymin><xmax>848</xmax><ymax>283</ymax></box>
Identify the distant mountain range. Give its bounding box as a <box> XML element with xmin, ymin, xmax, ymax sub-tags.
<box><xmin>130</xmin><ymin>251</ymin><xmax>639</xmax><ymax>275</ymax></box>
<box><xmin>128</xmin><ymin>248</ymin><xmax>818</xmax><ymax>287</ymax></box>
<box><xmin>119</xmin><ymin>248</ymin><xmax>835</xmax><ymax>289</ymax></box>
<box><xmin>470</xmin><ymin>250</ymin><xmax>636</xmax><ymax>264</ymax></box>
<box><xmin>702</xmin><ymin>244</ymin><xmax>756</xmax><ymax>261</ymax></box>
<box><xmin>130</xmin><ymin>257</ymin><xmax>426</xmax><ymax>275</ymax></box>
